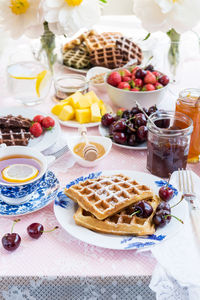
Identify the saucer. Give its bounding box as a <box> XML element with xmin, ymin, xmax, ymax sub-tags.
<box><xmin>0</xmin><ymin>171</ymin><xmax>59</xmax><ymax>216</ymax></box>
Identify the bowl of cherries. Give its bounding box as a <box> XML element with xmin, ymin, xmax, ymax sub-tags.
<box><xmin>106</xmin><ymin>64</ymin><xmax>169</xmax><ymax>109</ymax></box>
<box><xmin>99</xmin><ymin>104</ymin><xmax>158</xmax><ymax>149</ymax></box>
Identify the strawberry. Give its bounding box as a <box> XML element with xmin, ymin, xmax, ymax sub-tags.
<box><xmin>117</xmin><ymin>82</ymin><xmax>130</xmax><ymax>90</ymax></box>
<box><xmin>131</xmin><ymin>88</ymin><xmax>140</xmax><ymax>91</ymax></box>
<box><xmin>131</xmin><ymin>66</ymin><xmax>139</xmax><ymax>75</ymax></box>
<box><xmin>41</xmin><ymin>116</ymin><xmax>55</xmax><ymax>129</ymax></box>
<box><xmin>107</xmin><ymin>71</ymin><xmax>121</xmax><ymax>87</ymax></box>
<box><xmin>144</xmin><ymin>71</ymin><xmax>157</xmax><ymax>84</ymax></box>
<box><xmin>154</xmin><ymin>82</ymin><xmax>163</xmax><ymax>90</ymax></box>
<box><xmin>30</xmin><ymin>122</ymin><xmax>43</xmax><ymax>137</ymax></box>
<box><xmin>131</xmin><ymin>74</ymin><xmax>136</xmax><ymax>81</ymax></box>
<box><xmin>33</xmin><ymin>115</ymin><xmax>44</xmax><ymax>124</ymax></box>
<box><xmin>134</xmin><ymin>78</ymin><xmax>143</xmax><ymax>87</ymax></box>
<box><xmin>119</xmin><ymin>69</ymin><xmax>132</xmax><ymax>77</ymax></box>
<box><xmin>122</xmin><ymin>76</ymin><xmax>131</xmax><ymax>82</ymax></box>
<box><xmin>152</xmin><ymin>71</ymin><xmax>161</xmax><ymax>79</ymax></box>
<box><xmin>142</xmin><ymin>84</ymin><xmax>155</xmax><ymax>91</ymax></box>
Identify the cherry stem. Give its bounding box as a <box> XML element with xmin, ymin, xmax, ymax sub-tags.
<box><xmin>170</xmin><ymin>195</ymin><xmax>184</xmax><ymax>209</ymax></box>
<box><xmin>41</xmin><ymin>226</ymin><xmax>59</xmax><ymax>234</ymax></box>
<box><xmin>130</xmin><ymin>210</ymin><xmax>140</xmax><ymax>217</ymax></box>
<box><xmin>164</xmin><ymin>214</ymin><xmax>184</xmax><ymax>224</ymax></box>
<box><xmin>11</xmin><ymin>219</ymin><xmax>20</xmax><ymax>234</ymax></box>
<box><xmin>166</xmin><ymin>173</ymin><xmax>172</xmax><ymax>186</ymax></box>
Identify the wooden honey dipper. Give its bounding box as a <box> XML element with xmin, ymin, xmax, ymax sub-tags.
<box><xmin>79</xmin><ymin>126</ymin><xmax>98</xmax><ymax>161</ymax></box>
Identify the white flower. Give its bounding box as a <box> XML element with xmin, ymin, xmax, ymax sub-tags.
<box><xmin>0</xmin><ymin>0</ymin><xmax>42</xmax><ymax>39</ymax></box>
<box><xmin>43</xmin><ymin>0</ymin><xmax>101</xmax><ymax>36</ymax></box>
<box><xmin>133</xmin><ymin>0</ymin><xmax>200</xmax><ymax>33</ymax></box>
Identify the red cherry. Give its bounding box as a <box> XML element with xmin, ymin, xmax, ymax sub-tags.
<box><xmin>107</xmin><ymin>71</ymin><xmax>121</xmax><ymax>87</ymax></box>
<box><xmin>33</xmin><ymin>115</ymin><xmax>44</xmax><ymax>124</ymax></box>
<box><xmin>41</xmin><ymin>116</ymin><xmax>55</xmax><ymax>129</ymax></box>
<box><xmin>2</xmin><ymin>219</ymin><xmax>21</xmax><ymax>251</ymax></box>
<box><xmin>159</xmin><ymin>186</ymin><xmax>174</xmax><ymax>201</ymax></box>
<box><xmin>101</xmin><ymin>113</ymin><xmax>115</xmax><ymax>127</ymax></box>
<box><xmin>158</xmin><ymin>75</ymin><xmax>170</xmax><ymax>86</ymax></box>
<box><xmin>27</xmin><ymin>223</ymin><xmax>59</xmax><ymax>239</ymax></box>
<box><xmin>30</xmin><ymin>122</ymin><xmax>43</xmax><ymax>137</ymax></box>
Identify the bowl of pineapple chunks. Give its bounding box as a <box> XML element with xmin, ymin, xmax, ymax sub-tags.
<box><xmin>51</xmin><ymin>90</ymin><xmax>109</xmax><ymax>127</ymax></box>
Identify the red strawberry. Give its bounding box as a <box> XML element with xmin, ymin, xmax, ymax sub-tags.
<box><xmin>144</xmin><ymin>71</ymin><xmax>157</xmax><ymax>84</ymax></box>
<box><xmin>120</xmin><ymin>69</ymin><xmax>132</xmax><ymax>77</ymax></box>
<box><xmin>152</xmin><ymin>71</ymin><xmax>161</xmax><ymax>79</ymax></box>
<box><xmin>117</xmin><ymin>82</ymin><xmax>130</xmax><ymax>90</ymax></box>
<box><xmin>30</xmin><ymin>122</ymin><xmax>43</xmax><ymax>137</ymax></box>
<box><xmin>142</xmin><ymin>84</ymin><xmax>155</xmax><ymax>91</ymax></box>
<box><xmin>134</xmin><ymin>78</ymin><xmax>143</xmax><ymax>87</ymax></box>
<box><xmin>33</xmin><ymin>115</ymin><xmax>44</xmax><ymax>124</ymax></box>
<box><xmin>131</xmin><ymin>66</ymin><xmax>139</xmax><ymax>75</ymax></box>
<box><xmin>107</xmin><ymin>71</ymin><xmax>121</xmax><ymax>87</ymax></box>
<box><xmin>131</xmin><ymin>74</ymin><xmax>136</xmax><ymax>81</ymax></box>
<box><xmin>154</xmin><ymin>82</ymin><xmax>163</xmax><ymax>89</ymax></box>
<box><xmin>122</xmin><ymin>76</ymin><xmax>131</xmax><ymax>82</ymax></box>
<box><xmin>131</xmin><ymin>88</ymin><xmax>140</xmax><ymax>91</ymax></box>
<box><xmin>41</xmin><ymin>116</ymin><xmax>55</xmax><ymax>129</ymax></box>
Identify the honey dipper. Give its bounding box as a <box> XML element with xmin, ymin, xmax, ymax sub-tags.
<box><xmin>79</xmin><ymin>126</ymin><xmax>98</xmax><ymax>161</ymax></box>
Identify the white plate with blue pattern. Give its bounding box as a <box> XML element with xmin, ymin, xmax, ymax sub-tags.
<box><xmin>54</xmin><ymin>170</ymin><xmax>188</xmax><ymax>251</ymax></box>
<box><xmin>0</xmin><ymin>171</ymin><xmax>59</xmax><ymax>216</ymax></box>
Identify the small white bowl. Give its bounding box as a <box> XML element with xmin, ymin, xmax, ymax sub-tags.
<box><xmin>67</xmin><ymin>135</ymin><xmax>112</xmax><ymax>168</ymax></box>
<box><xmin>86</xmin><ymin>67</ymin><xmax>110</xmax><ymax>93</ymax></box>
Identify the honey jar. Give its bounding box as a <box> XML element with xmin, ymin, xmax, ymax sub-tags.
<box><xmin>176</xmin><ymin>88</ymin><xmax>200</xmax><ymax>163</ymax></box>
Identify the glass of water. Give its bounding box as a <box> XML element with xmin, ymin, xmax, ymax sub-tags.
<box><xmin>7</xmin><ymin>61</ymin><xmax>52</xmax><ymax>106</ymax></box>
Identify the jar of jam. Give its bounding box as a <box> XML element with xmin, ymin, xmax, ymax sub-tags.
<box><xmin>147</xmin><ymin>111</ymin><xmax>193</xmax><ymax>178</ymax></box>
<box><xmin>54</xmin><ymin>74</ymin><xmax>88</xmax><ymax>101</ymax></box>
<box><xmin>176</xmin><ymin>88</ymin><xmax>200</xmax><ymax>163</ymax></box>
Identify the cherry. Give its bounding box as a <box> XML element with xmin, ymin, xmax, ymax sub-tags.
<box><xmin>158</xmin><ymin>75</ymin><xmax>169</xmax><ymax>86</ymax></box>
<box><xmin>135</xmin><ymin>69</ymin><xmax>147</xmax><ymax>79</ymax></box>
<box><xmin>113</xmin><ymin>132</ymin><xmax>127</xmax><ymax>145</ymax></box>
<box><xmin>128</xmin><ymin>134</ymin><xmax>137</xmax><ymax>146</ymax></box>
<box><xmin>122</xmin><ymin>110</ymin><xmax>131</xmax><ymax>119</ymax></box>
<box><xmin>101</xmin><ymin>113</ymin><xmax>115</xmax><ymax>127</ymax></box>
<box><xmin>27</xmin><ymin>223</ymin><xmax>59</xmax><ymax>239</ymax></box>
<box><xmin>134</xmin><ymin>113</ymin><xmax>147</xmax><ymax>127</ymax></box>
<box><xmin>113</xmin><ymin>119</ymin><xmax>127</xmax><ymax>132</ymax></box>
<box><xmin>159</xmin><ymin>185</ymin><xmax>174</xmax><ymax>201</ymax></box>
<box><xmin>137</xmin><ymin>125</ymin><xmax>148</xmax><ymax>141</ymax></box>
<box><xmin>133</xmin><ymin>201</ymin><xmax>153</xmax><ymax>218</ymax></box>
<box><xmin>126</xmin><ymin>122</ymin><xmax>136</xmax><ymax>134</ymax></box>
<box><xmin>109</xmin><ymin>122</ymin><xmax>116</xmax><ymax>135</ymax></box>
<box><xmin>148</xmin><ymin>105</ymin><xmax>157</xmax><ymax>116</ymax></box>
<box><xmin>156</xmin><ymin>201</ymin><xmax>171</xmax><ymax>212</ymax></box>
<box><xmin>153</xmin><ymin>209</ymin><xmax>171</xmax><ymax>228</ymax></box>
<box><xmin>131</xmin><ymin>106</ymin><xmax>140</xmax><ymax>115</ymax></box>
<box><xmin>144</xmin><ymin>64</ymin><xmax>154</xmax><ymax>72</ymax></box>
<box><xmin>2</xmin><ymin>219</ymin><xmax>21</xmax><ymax>251</ymax></box>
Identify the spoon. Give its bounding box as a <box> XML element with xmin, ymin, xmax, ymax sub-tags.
<box><xmin>79</xmin><ymin>126</ymin><xmax>98</xmax><ymax>161</ymax></box>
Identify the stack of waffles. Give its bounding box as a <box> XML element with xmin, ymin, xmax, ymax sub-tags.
<box><xmin>0</xmin><ymin>115</ymin><xmax>33</xmax><ymax>146</ymax></box>
<box><xmin>62</xmin><ymin>31</ymin><xmax>143</xmax><ymax>70</ymax></box>
<box><xmin>65</xmin><ymin>174</ymin><xmax>160</xmax><ymax>236</ymax></box>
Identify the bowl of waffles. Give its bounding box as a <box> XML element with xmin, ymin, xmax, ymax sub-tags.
<box><xmin>62</xmin><ymin>30</ymin><xmax>143</xmax><ymax>71</ymax></box>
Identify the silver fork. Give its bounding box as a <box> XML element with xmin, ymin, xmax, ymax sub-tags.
<box><xmin>178</xmin><ymin>168</ymin><xmax>200</xmax><ymax>242</ymax></box>
<box><xmin>50</xmin><ymin>144</ymin><xmax>69</xmax><ymax>160</ymax></box>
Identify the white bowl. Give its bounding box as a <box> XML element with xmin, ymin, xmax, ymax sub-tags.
<box><xmin>106</xmin><ymin>79</ymin><xmax>168</xmax><ymax>109</ymax></box>
<box><xmin>86</xmin><ymin>67</ymin><xmax>110</xmax><ymax>93</ymax></box>
<box><xmin>67</xmin><ymin>135</ymin><xmax>112</xmax><ymax>168</ymax></box>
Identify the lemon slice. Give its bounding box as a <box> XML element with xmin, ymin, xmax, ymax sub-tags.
<box><xmin>35</xmin><ymin>70</ymin><xmax>50</xmax><ymax>98</ymax></box>
<box><xmin>2</xmin><ymin>164</ymin><xmax>39</xmax><ymax>183</ymax></box>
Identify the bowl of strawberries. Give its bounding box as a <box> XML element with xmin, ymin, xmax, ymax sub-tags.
<box><xmin>105</xmin><ymin>65</ymin><xmax>169</xmax><ymax>109</ymax></box>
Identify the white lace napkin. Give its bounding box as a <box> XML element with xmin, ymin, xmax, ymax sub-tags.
<box><xmin>150</xmin><ymin>171</ymin><xmax>200</xmax><ymax>299</ymax></box>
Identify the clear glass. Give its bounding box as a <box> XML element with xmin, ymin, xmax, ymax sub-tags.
<box><xmin>54</xmin><ymin>75</ymin><xmax>88</xmax><ymax>101</ymax></box>
<box><xmin>147</xmin><ymin>111</ymin><xmax>193</xmax><ymax>178</ymax></box>
<box><xmin>7</xmin><ymin>61</ymin><xmax>52</xmax><ymax>106</ymax></box>
<box><xmin>176</xmin><ymin>88</ymin><xmax>200</xmax><ymax>163</ymax></box>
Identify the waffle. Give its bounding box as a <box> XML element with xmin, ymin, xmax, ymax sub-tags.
<box><xmin>116</xmin><ymin>37</ymin><xmax>143</xmax><ymax>65</ymax></box>
<box><xmin>65</xmin><ymin>174</ymin><xmax>153</xmax><ymax>220</ymax></box>
<box><xmin>63</xmin><ymin>45</ymin><xmax>91</xmax><ymax>69</ymax></box>
<box><xmin>90</xmin><ymin>47</ymin><xmax>123</xmax><ymax>69</ymax></box>
<box><xmin>63</xmin><ymin>30</ymin><xmax>98</xmax><ymax>51</ymax></box>
<box><xmin>74</xmin><ymin>196</ymin><xmax>160</xmax><ymax>236</ymax></box>
<box><xmin>0</xmin><ymin>127</ymin><xmax>32</xmax><ymax>146</ymax></box>
<box><xmin>0</xmin><ymin>115</ymin><xmax>32</xmax><ymax>129</ymax></box>
<box><xmin>85</xmin><ymin>32</ymin><xmax>122</xmax><ymax>52</ymax></box>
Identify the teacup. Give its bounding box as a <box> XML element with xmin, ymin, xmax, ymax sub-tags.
<box><xmin>0</xmin><ymin>144</ymin><xmax>55</xmax><ymax>205</ymax></box>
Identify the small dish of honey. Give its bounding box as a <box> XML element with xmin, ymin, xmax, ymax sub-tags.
<box><xmin>68</xmin><ymin>136</ymin><xmax>112</xmax><ymax>167</ymax></box>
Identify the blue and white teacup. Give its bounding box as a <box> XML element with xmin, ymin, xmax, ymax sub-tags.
<box><xmin>0</xmin><ymin>144</ymin><xmax>55</xmax><ymax>205</ymax></box>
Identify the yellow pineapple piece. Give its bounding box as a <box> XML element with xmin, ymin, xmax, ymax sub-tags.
<box><xmin>68</xmin><ymin>91</ymin><xmax>84</xmax><ymax>108</ymax></box>
<box><xmin>91</xmin><ymin>103</ymin><xmax>101</xmax><ymax>122</ymax></box>
<box><xmin>100</xmin><ymin>104</ymin><xmax>107</xmax><ymax>116</ymax></box>
<box><xmin>75</xmin><ymin>108</ymin><xmax>91</xmax><ymax>124</ymax></box>
<box><xmin>51</xmin><ymin>99</ymin><xmax>71</xmax><ymax>116</ymax></box>
<box><xmin>76</xmin><ymin>95</ymin><xmax>93</xmax><ymax>109</ymax></box>
<box><xmin>58</xmin><ymin>105</ymin><xmax>75</xmax><ymax>121</ymax></box>
<box><xmin>85</xmin><ymin>91</ymin><xmax>101</xmax><ymax>105</ymax></box>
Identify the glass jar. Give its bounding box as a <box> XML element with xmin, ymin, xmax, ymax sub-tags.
<box><xmin>176</xmin><ymin>88</ymin><xmax>200</xmax><ymax>163</ymax></box>
<box><xmin>147</xmin><ymin>111</ymin><xmax>193</xmax><ymax>178</ymax></box>
<box><xmin>54</xmin><ymin>74</ymin><xmax>88</xmax><ymax>101</ymax></box>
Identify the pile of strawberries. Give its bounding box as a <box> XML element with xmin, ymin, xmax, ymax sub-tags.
<box><xmin>30</xmin><ymin>115</ymin><xmax>55</xmax><ymax>137</ymax></box>
<box><xmin>107</xmin><ymin>65</ymin><xmax>169</xmax><ymax>92</ymax></box>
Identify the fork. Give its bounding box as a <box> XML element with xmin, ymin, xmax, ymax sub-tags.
<box><xmin>178</xmin><ymin>168</ymin><xmax>200</xmax><ymax>242</ymax></box>
<box><xmin>50</xmin><ymin>144</ymin><xmax>69</xmax><ymax>160</ymax></box>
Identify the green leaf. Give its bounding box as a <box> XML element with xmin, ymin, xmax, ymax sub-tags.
<box><xmin>143</xmin><ymin>33</ymin><xmax>151</xmax><ymax>41</ymax></box>
<box><xmin>99</xmin><ymin>0</ymin><xmax>107</xmax><ymax>3</ymax></box>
